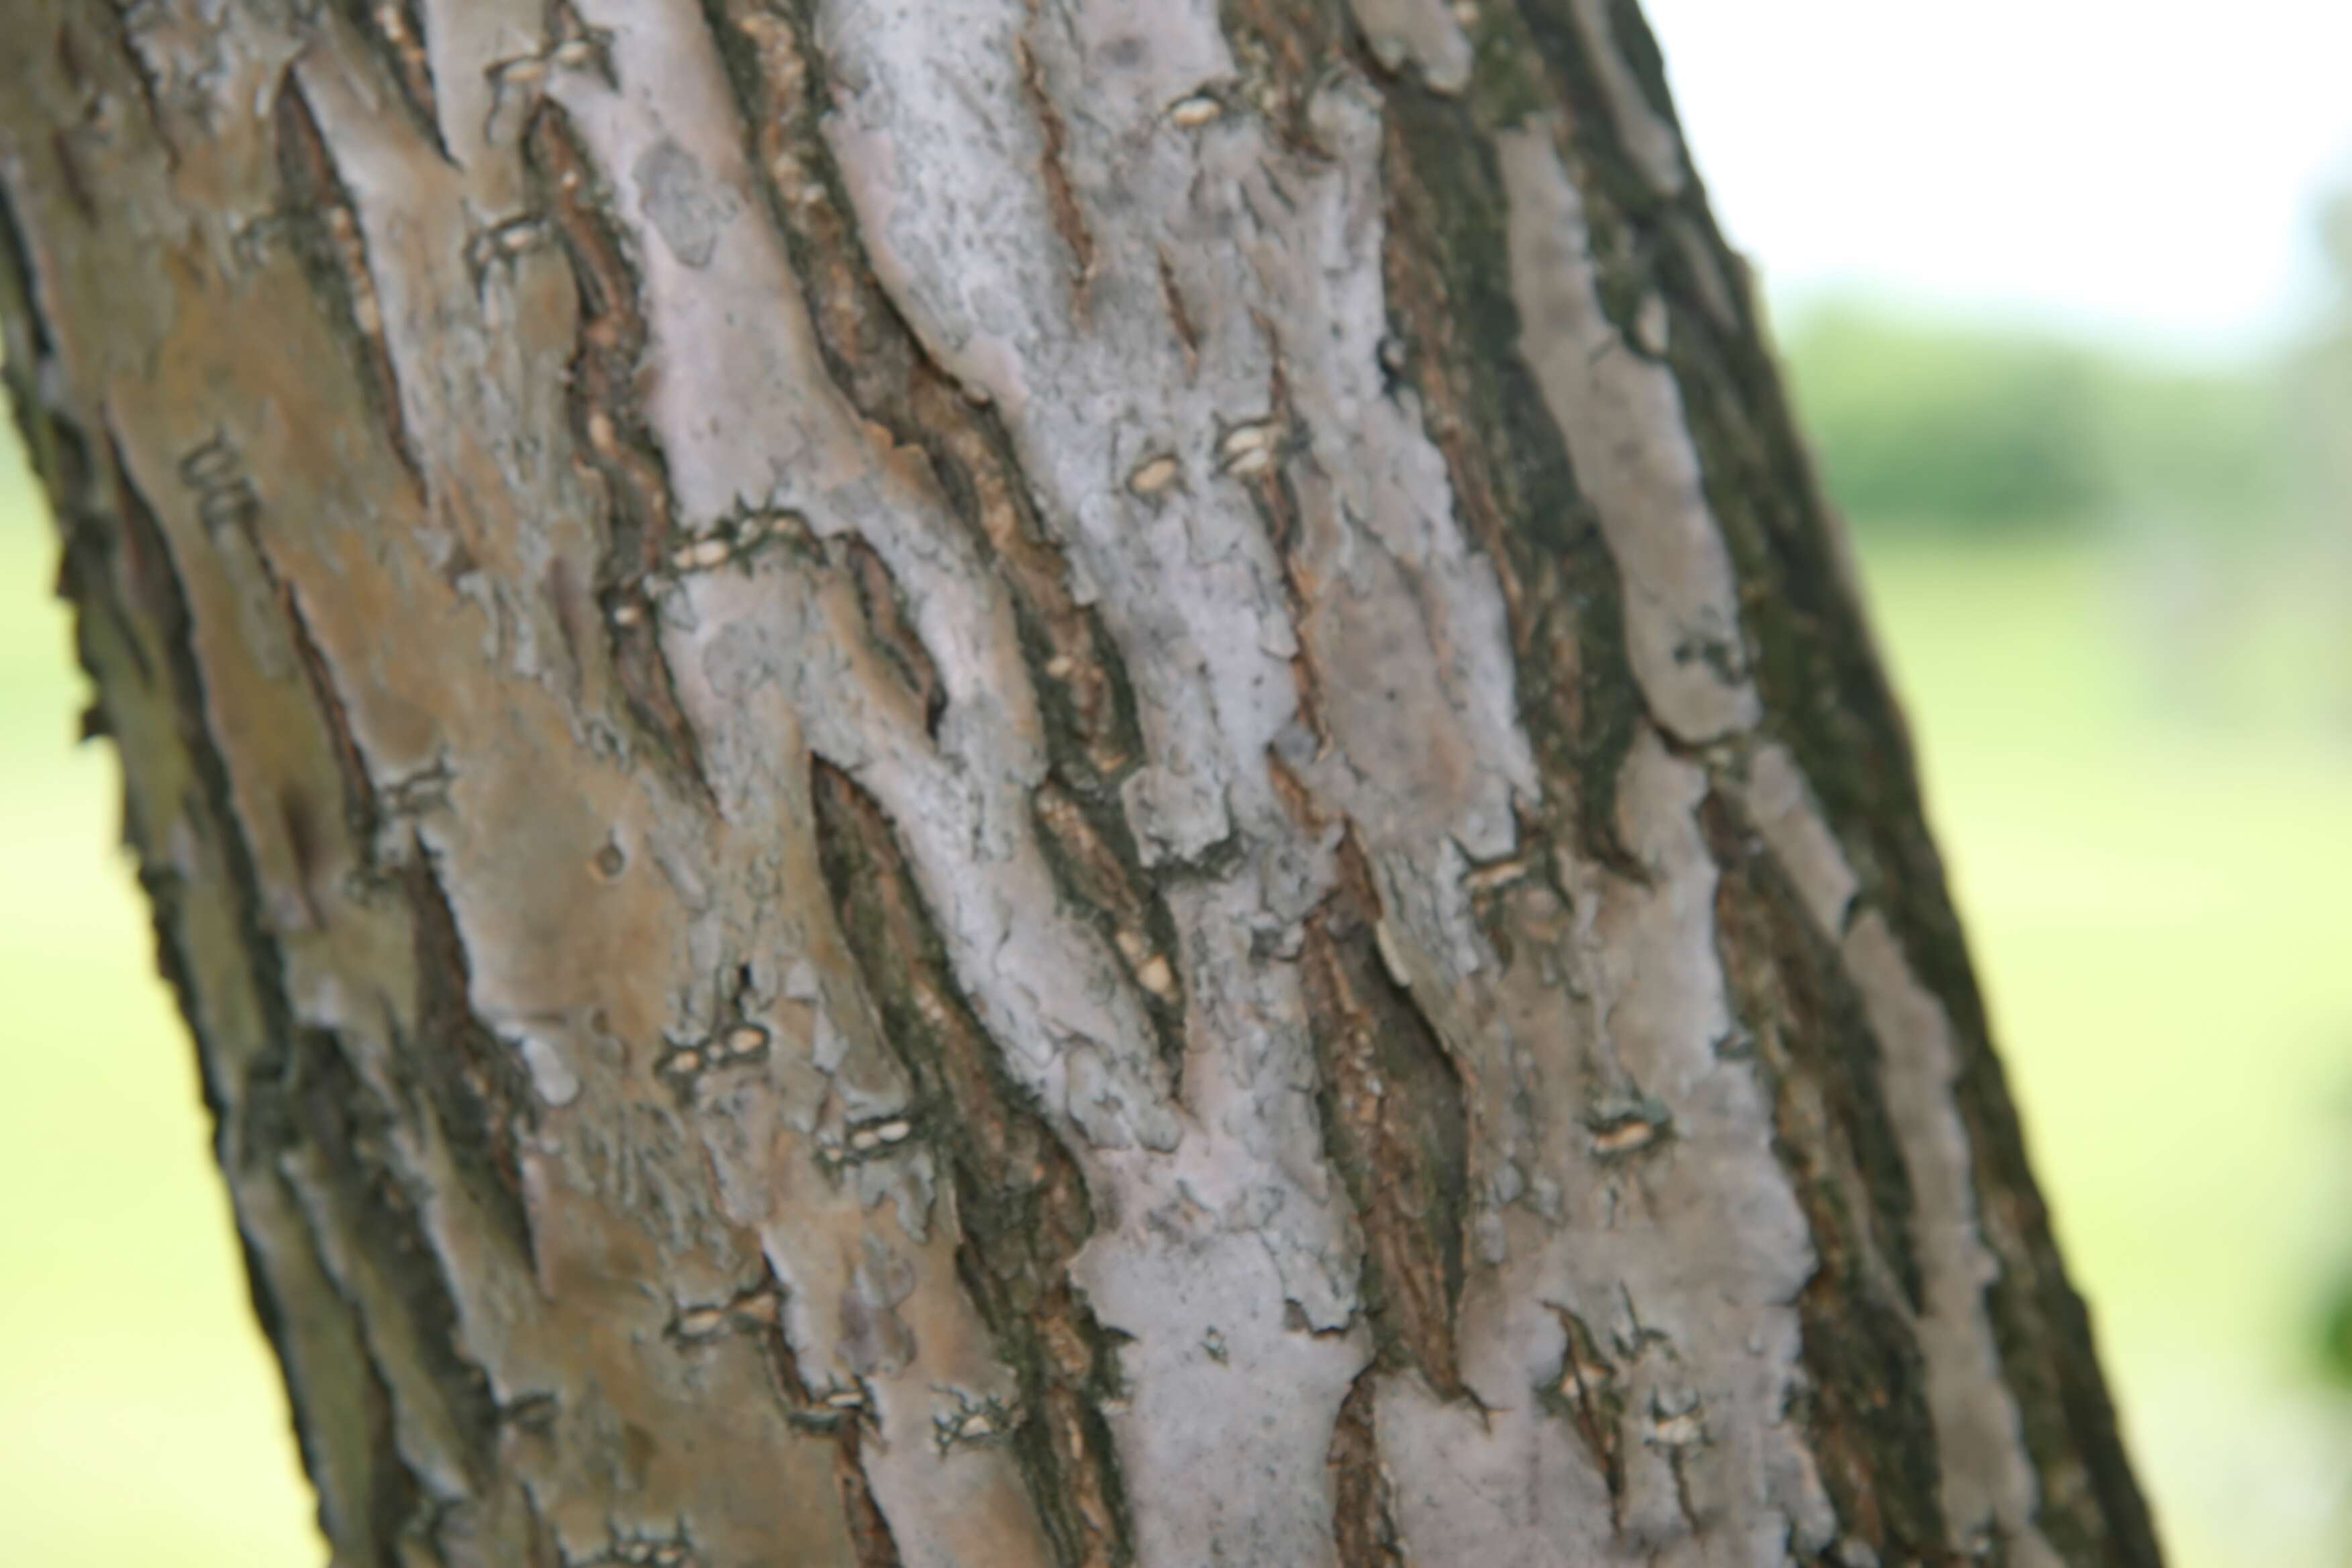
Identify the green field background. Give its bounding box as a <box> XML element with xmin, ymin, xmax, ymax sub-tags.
<box><xmin>4</xmin><ymin>418</ymin><xmax>2349</xmax><ymax>1562</ymax></box>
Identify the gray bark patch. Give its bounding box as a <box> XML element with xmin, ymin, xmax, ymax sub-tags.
<box><xmin>634</xmin><ymin>138</ymin><xmax>736</xmax><ymax>268</ymax></box>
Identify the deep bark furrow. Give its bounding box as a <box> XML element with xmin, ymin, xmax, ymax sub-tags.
<box><xmin>333</xmin><ymin>0</ymin><xmax>449</xmax><ymax>160</ymax></box>
<box><xmin>1326</xmin><ymin>1373</ymin><xmax>1410</xmax><ymax>1568</ymax></box>
<box><xmin>520</xmin><ymin>101</ymin><xmax>716</xmax><ymax>803</ymax></box>
<box><xmin>811</xmin><ymin>760</ymin><xmax>1132</xmax><ymax>1568</ymax></box>
<box><xmin>1300</xmin><ymin>835</ymin><xmax>1471</xmax><ymax>1398</ymax></box>
<box><xmin>1375</xmin><ymin>87</ymin><xmax>1649</xmax><ymax>875</ymax></box>
<box><xmin>272</xmin><ymin>70</ymin><xmax>427</xmax><ymax>492</ymax></box>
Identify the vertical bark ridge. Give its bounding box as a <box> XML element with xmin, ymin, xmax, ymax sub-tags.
<box><xmin>1375</xmin><ymin>87</ymin><xmax>1649</xmax><ymax>873</ymax></box>
<box><xmin>1504</xmin><ymin>6</ymin><xmax>2159</xmax><ymax>1561</ymax></box>
<box><xmin>1702</xmin><ymin>788</ymin><xmax>1949</xmax><ymax>1561</ymax></box>
<box><xmin>812</xmin><ymin>761</ymin><xmax>1134</xmax><ymax>1568</ymax></box>
<box><xmin>692</xmin><ymin>0</ymin><xmax>1187</xmax><ymax>1067</ymax></box>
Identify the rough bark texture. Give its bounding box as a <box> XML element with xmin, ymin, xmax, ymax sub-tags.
<box><xmin>1</xmin><ymin>2</ymin><xmax>2159</xmax><ymax>1565</ymax></box>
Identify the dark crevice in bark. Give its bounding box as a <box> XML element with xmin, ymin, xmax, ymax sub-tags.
<box><xmin>1300</xmin><ymin>832</ymin><xmax>1470</xmax><ymax>1399</ymax></box>
<box><xmin>272</xmin><ymin>70</ymin><xmax>428</xmax><ymax>495</ymax></box>
<box><xmin>277</xmin><ymin>583</ymin><xmax>378</xmax><ymax>847</ymax></box>
<box><xmin>1702</xmin><ymin>789</ymin><xmax>1947</xmax><ymax>1562</ymax></box>
<box><xmin>154</xmin><ymin>424</ymin><xmax>546</xmax><ymax>1277</ymax></box>
<box><xmin>0</xmin><ymin>173</ymin><xmax>53</xmax><ymax>364</ymax></box>
<box><xmin>1700</xmin><ymin>791</ymin><xmax>1926</xmax><ymax>1309</ymax></box>
<box><xmin>522</xmin><ymin>99</ymin><xmax>714</xmax><ymax>805</ymax></box>
<box><xmin>1155</xmin><ymin>249</ymin><xmax>1199</xmax><ymax>366</ymax></box>
<box><xmin>1030</xmin><ymin>779</ymin><xmax>1189</xmax><ymax>1065</ymax></box>
<box><xmin>1520</xmin><ymin>13</ymin><xmax>2159</xmax><ymax>1561</ymax></box>
<box><xmin>836</xmin><ymin>531</ymin><xmax>946</xmax><ymax>734</ymax></box>
<box><xmin>691</xmin><ymin>1280</ymin><xmax>904</xmax><ymax>1567</ymax></box>
<box><xmin>1326</xmin><ymin>1372</ymin><xmax>1408</xmax><ymax>1568</ymax></box>
<box><xmin>245</xmin><ymin>1024</ymin><xmax>507</xmax><ymax>1537</ymax></box>
<box><xmin>58</xmin><ymin>452</ymin><xmax>152</xmax><ymax>693</ymax></box>
<box><xmin>1014</xmin><ymin>13</ymin><xmax>1095</xmax><ymax>293</ymax></box>
<box><xmin>832</xmin><ymin>1435</ymin><xmax>906</xmax><ymax>1568</ymax></box>
<box><xmin>811</xmin><ymin>760</ymin><xmax>1134</xmax><ymax>1568</ymax></box>
<box><xmin>398</xmin><ymin>850</ymin><xmax>544</xmax><ymax>1265</ymax></box>
<box><xmin>330</xmin><ymin>0</ymin><xmax>450</xmax><ymax>162</ymax></box>
<box><xmin>1534</xmin><ymin>1303</ymin><xmax>1629</xmax><ymax>1525</ymax></box>
<box><xmin>0</xmin><ymin>170</ymin><xmax>95</xmax><ymax>522</ymax></box>
<box><xmin>697</xmin><ymin>0</ymin><xmax>1155</xmax><ymax>792</ymax></box>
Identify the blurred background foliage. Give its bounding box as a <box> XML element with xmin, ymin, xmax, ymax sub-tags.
<box><xmin>1785</xmin><ymin>299</ymin><xmax>2295</xmax><ymax>536</ymax></box>
<box><xmin>1775</xmin><ymin>187</ymin><xmax>2352</xmax><ymax>1568</ymax></box>
<box><xmin>3</xmin><ymin>65</ymin><xmax>2351</xmax><ymax>1568</ymax></box>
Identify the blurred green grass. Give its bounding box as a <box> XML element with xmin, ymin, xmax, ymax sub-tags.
<box><xmin>3</xmin><ymin>423</ymin><xmax>2349</xmax><ymax>1564</ymax></box>
<box><xmin>1859</xmin><ymin>540</ymin><xmax>2352</xmax><ymax>1567</ymax></box>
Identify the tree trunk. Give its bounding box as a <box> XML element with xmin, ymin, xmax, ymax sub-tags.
<box><xmin>0</xmin><ymin>2</ymin><xmax>2159</xmax><ymax>1564</ymax></box>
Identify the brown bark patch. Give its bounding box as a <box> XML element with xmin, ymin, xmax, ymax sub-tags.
<box><xmin>1326</xmin><ymin>1373</ymin><xmax>1406</xmax><ymax>1568</ymax></box>
<box><xmin>1302</xmin><ymin>836</ymin><xmax>1469</xmax><ymax>1396</ymax></box>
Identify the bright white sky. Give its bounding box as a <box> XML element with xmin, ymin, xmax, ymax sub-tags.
<box><xmin>1638</xmin><ymin>0</ymin><xmax>2352</xmax><ymax>357</ymax></box>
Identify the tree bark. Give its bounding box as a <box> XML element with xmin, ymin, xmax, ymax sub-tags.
<box><xmin>0</xmin><ymin>2</ymin><xmax>2158</xmax><ymax>1564</ymax></box>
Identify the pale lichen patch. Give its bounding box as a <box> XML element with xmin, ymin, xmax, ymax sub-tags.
<box><xmin>1347</xmin><ymin>0</ymin><xmax>1475</xmax><ymax>95</ymax></box>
